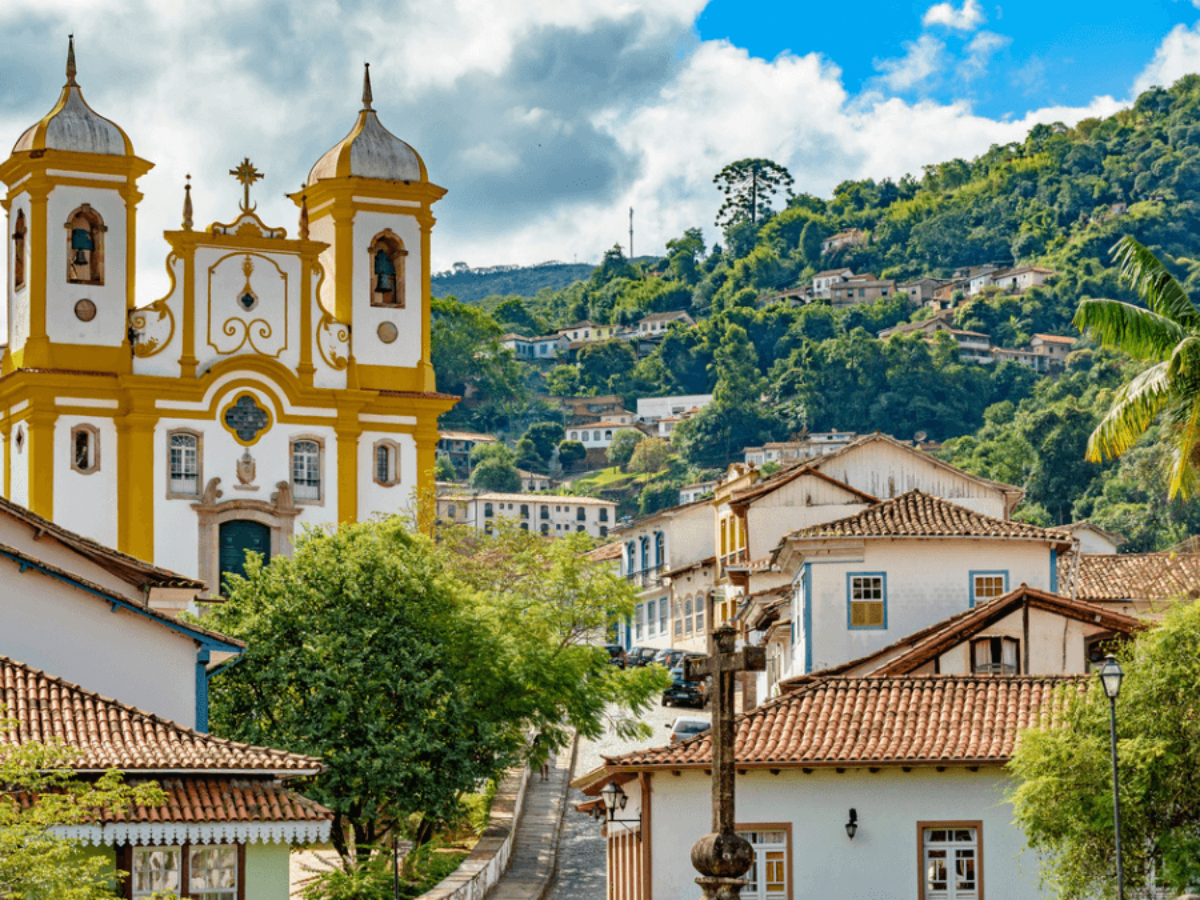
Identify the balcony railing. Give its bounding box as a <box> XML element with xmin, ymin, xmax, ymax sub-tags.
<box><xmin>624</xmin><ymin>565</ymin><xmax>665</xmax><ymax>589</ymax></box>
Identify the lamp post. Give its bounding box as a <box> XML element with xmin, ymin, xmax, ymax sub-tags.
<box><xmin>1099</xmin><ymin>655</ymin><xmax>1125</xmax><ymax>900</ymax></box>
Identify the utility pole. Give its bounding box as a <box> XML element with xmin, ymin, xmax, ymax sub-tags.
<box><xmin>629</xmin><ymin>207</ymin><xmax>634</xmax><ymax>260</ymax></box>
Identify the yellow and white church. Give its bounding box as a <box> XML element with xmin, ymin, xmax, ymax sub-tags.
<box><xmin>0</xmin><ymin>40</ymin><xmax>456</xmax><ymax>591</ymax></box>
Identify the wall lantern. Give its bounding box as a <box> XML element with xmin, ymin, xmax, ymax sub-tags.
<box><xmin>845</xmin><ymin>808</ymin><xmax>858</xmax><ymax>840</ymax></box>
<box><xmin>596</xmin><ymin>780</ymin><xmax>642</xmax><ymax>840</ymax></box>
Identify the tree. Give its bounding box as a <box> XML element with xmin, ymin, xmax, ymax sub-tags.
<box><xmin>606</xmin><ymin>429</ymin><xmax>645</xmax><ymax>470</ymax></box>
<box><xmin>556</xmin><ymin>440</ymin><xmax>586</xmax><ymax>471</ymax></box>
<box><xmin>713</xmin><ymin>159</ymin><xmax>794</xmax><ymax>228</ymax></box>
<box><xmin>628</xmin><ymin>437</ymin><xmax>670</xmax><ymax>475</ymax></box>
<box><xmin>206</xmin><ymin>520</ymin><xmax>515</xmax><ymax>859</ymax></box>
<box><xmin>513</xmin><ymin>436</ymin><xmax>542</xmax><ymax>474</ymax></box>
<box><xmin>0</xmin><ymin>712</ymin><xmax>164</xmax><ymax>900</ymax></box>
<box><xmin>434</xmin><ymin>453</ymin><xmax>457</xmax><ymax>483</ymax></box>
<box><xmin>1074</xmin><ymin>236</ymin><xmax>1200</xmax><ymax>497</ymax></box>
<box><xmin>1010</xmin><ymin>597</ymin><xmax>1200</xmax><ymax>896</ymax></box>
<box><xmin>523</xmin><ymin>422</ymin><xmax>566</xmax><ymax>464</ymax></box>
<box><xmin>578</xmin><ymin>341</ymin><xmax>637</xmax><ymax>393</ymax></box>
<box><xmin>471</xmin><ymin>456</ymin><xmax>521</xmax><ymax>492</ymax></box>
<box><xmin>666</xmin><ymin>228</ymin><xmax>706</xmax><ymax>286</ymax></box>
<box><xmin>711</xmin><ymin>323</ymin><xmax>765</xmax><ymax>407</ymax></box>
<box><xmin>591</xmin><ymin>245</ymin><xmax>639</xmax><ymax>287</ymax></box>
<box><xmin>544</xmin><ymin>365</ymin><xmax>582</xmax><ymax>397</ymax></box>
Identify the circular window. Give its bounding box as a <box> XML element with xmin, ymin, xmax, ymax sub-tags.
<box><xmin>377</xmin><ymin>321</ymin><xmax>398</xmax><ymax>344</ymax></box>
<box><xmin>74</xmin><ymin>298</ymin><xmax>97</xmax><ymax>322</ymax></box>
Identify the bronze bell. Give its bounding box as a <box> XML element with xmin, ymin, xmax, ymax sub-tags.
<box><xmin>73</xmin><ymin>248</ymin><xmax>88</xmax><ymax>266</ymax></box>
<box><xmin>375</xmin><ymin>273</ymin><xmax>393</xmax><ymax>293</ymax></box>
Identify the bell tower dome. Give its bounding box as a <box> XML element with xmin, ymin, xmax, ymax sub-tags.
<box><xmin>293</xmin><ymin>65</ymin><xmax>445</xmax><ymax>394</ymax></box>
<box><xmin>0</xmin><ymin>36</ymin><xmax>153</xmax><ymax>373</ymax></box>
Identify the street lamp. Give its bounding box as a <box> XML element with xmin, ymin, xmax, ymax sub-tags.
<box><xmin>598</xmin><ymin>780</ymin><xmax>642</xmax><ymax>839</ymax></box>
<box><xmin>1099</xmin><ymin>655</ymin><xmax>1125</xmax><ymax>900</ymax></box>
<box><xmin>845</xmin><ymin>809</ymin><xmax>858</xmax><ymax>840</ymax></box>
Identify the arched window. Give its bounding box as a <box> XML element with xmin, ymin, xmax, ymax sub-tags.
<box><xmin>65</xmin><ymin>205</ymin><xmax>105</xmax><ymax>285</ymax></box>
<box><xmin>368</xmin><ymin>231</ymin><xmax>407</xmax><ymax>308</ymax></box>
<box><xmin>291</xmin><ymin>438</ymin><xmax>322</xmax><ymax>502</ymax></box>
<box><xmin>71</xmin><ymin>424</ymin><xmax>100</xmax><ymax>474</ymax></box>
<box><xmin>684</xmin><ymin>596</ymin><xmax>694</xmax><ymax>636</ymax></box>
<box><xmin>655</xmin><ymin>532</ymin><xmax>665</xmax><ymax>567</ymax></box>
<box><xmin>373</xmin><ymin>440</ymin><xmax>401</xmax><ymax>487</ymax></box>
<box><xmin>12</xmin><ymin>210</ymin><xmax>26</xmax><ymax>291</ymax></box>
<box><xmin>541</xmin><ymin>523</ymin><xmax>550</xmax><ymax>535</ymax></box>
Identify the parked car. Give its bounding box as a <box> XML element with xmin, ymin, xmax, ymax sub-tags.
<box><xmin>604</xmin><ymin>644</ymin><xmax>627</xmax><ymax>669</ymax></box>
<box><xmin>667</xmin><ymin>716</ymin><xmax>711</xmax><ymax>743</ymax></box>
<box><xmin>661</xmin><ymin>657</ymin><xmax>708</xmax><ymax>708</ymax></box>
<box><xmin>652</xmin><ymin>648</ymin><xmax>687</xmax><ymax>670</ymax></box>
<box><xmin>625</xmin><ymin>646</ymin><xmax>660</xmax><ymax>668</ymax></box>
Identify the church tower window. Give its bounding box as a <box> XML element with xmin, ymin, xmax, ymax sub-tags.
<box><xmin>368</xmin><ymin>232</ymin><xmax>406</xmax><ymax>308</ymax></box>
<box><xmin>168</xmin><ymin>431</ymin><xmax>202</xmax><ymax>498</ymax></box>
<box><xmin>374</xmin><ymin>440</ymin><xmax>401</xmax><ymax>487</ymax></box>
<box><xmin>71</xmin><ymin>425</ymin><xmax>100</xmax><ymax>474</ymax></box>
<box><xmin>291</xmin><ymin>438</ymin><xmax>323</xmax><ymax>503</ymax></box>
<box><xmin>12</xmin><ymin>210</ymin><xmax>26</xmax><ymax>291</ymax></box>
<box><xmin>65</xmin><ymin>205</ymin><xmax>106</xmax><ymax>285</ymax></box>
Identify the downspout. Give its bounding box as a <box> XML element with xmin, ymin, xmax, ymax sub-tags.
<box><xmin>197</xmin><ymin>650</ymin><xmax>246</xmax><ymax>734</ymax></box>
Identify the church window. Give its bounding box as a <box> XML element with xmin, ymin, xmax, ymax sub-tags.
<box><xmin>373</xmin><ymin>440</ymin><xmax>401</xmax><ymax>487</ymax></box>
<box><xmin>290</xmin><ymin>438</ymin><xmax>323</xmax><ymax>503</ymax></box>
<box><xmin>71</xmin><ymin>424</ymin><xmax>100</xmax><ymax>474</ymax></box>
<box><xmin>368</xmin><ymin>231</ymin><xmax>407</xmax><ymax>308</ymax></box>
<box><xmin>12</xmin><ymin>210</ymin><xmax>26</xmax><ymax>291</ymax></box>
<box><xmin>168</xmin><ymin>431</ymin><xmax>202</xmax><ymax>497</ymax></box>
<box><xmin>64</xmin><ymin>205</ymin><xmax>106</xmax><ymax>285</ymax></box>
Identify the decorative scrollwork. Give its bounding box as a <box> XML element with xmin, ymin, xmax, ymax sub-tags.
<box><xmin>129</xmin><ymin>253</ymin><xmax>178</xmax><ymax>358</ymax></box>
<box><xmin>219</xmin><ymin>316</ymin><xmax>276</xmax><ymax>355</ymax></box>
<box><xmin>317</xmin><ymin>309</ymin><xmax>350</xmax><ymax>371</ymax></box>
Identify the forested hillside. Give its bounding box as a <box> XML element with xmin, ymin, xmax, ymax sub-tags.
<box><xmin>432</xmin><ymin>76</ymin><xmax>1200</xmax><ymax>549</ymax></box>
<box><xmin>431</xmin><ymin>262</ymin><xmax>595</xmax><ymax>304</ymax></box>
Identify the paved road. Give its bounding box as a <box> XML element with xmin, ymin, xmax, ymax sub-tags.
<box><xmin>546</xmin><ymin>698</ymin><xmax>711</xmax><ymax>900</ymax></box>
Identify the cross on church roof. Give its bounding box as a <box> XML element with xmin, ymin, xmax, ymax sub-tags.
<box><xmin>229</xmin><ymin>158</ymin><xmax>264</xmax><ymax>212</ymax></box>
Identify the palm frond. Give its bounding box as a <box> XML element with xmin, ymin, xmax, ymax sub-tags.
<box><xmin>1086</xmin><ymin>361</ymin><xmax>1177</xmax><ymax>462</ymax></box>
<box><xmin>1073</xmin><ymin>298</ymin><xmax>1189</xmax><ymax>361</ymax></box>
<box><xmin>1169</xmin><ymin>397</ymin><xmax>1200</xmax><ymax>498</ymax></box>
<box><xmin>1111</xmin><ymin>236</ymin><xmax>1199</xmax><ymax>328</ymax></box>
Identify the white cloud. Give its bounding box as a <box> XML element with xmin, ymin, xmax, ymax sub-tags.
<box><xmin>921</xmin><ymin>0</ymin><xmax>985</xmax><ymax>32</ymax></box>
<box><xmin>874</xmin><ymin>35</ymin><xmax>945</xmax><ymax>91</ymax></box>
<box><xmin>1134</xmin><ymin>21</ymin><xmax>1200</xmax><ymax>94</ymax></box>
<box><xmin>960</xmin><ymin>30</ymin><xmax>1011</xmax><ymax>79</ymax></box>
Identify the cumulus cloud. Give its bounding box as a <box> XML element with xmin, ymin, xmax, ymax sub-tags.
<box><xmin>921</xmin><ymin>0</ymin><xmax>985</xmax><ymax>32</ymax></box>
<box><xmin>959</xmin><ymin>30</ymin><xmax>1011</xmax><ymax>80</ymax></box>
<box><xmin>874</xmin><ymin>35</ymin><xmax>945</xmax><ymax>92</ymax></box>
<box><xmin>1134</xmin><ymin>21</ymin><xmax>1200</xmax><ymax>94</ymax></box>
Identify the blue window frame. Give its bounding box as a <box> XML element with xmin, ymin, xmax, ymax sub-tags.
<box><xmin>635</xmin><ymin>604</ymin><xmax>644</xmax><ymax>640</ymax></box>
<box><xmin>626</xmin><ymin>542</ymin><xmax>636</xmax><ymax>577</ymax></box>
<box><xmin>640</xmin><ymin>536</ymin><xmax>650</xmax><ymax>574</ymax></box>
<box><xmin>846</xmin><ymin>572</ymin><xmax>887</xmax><ymax>630</ymax></box>
<box><xmin>969</xmin><ymin>570</ymin><xmax>1009</xmax><ymax>608</ymax></box>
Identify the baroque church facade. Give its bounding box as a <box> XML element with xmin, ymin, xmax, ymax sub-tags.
<box><xmin>0</xmin><ymin>41</ymin><xmax>455</xmax><ymax>592</ymax></box>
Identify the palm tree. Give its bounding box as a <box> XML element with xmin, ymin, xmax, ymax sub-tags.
<box><xmin>1074</xmin><ymin>236</ymin><xmax>1200</xmax><ymax>497</ymax></box>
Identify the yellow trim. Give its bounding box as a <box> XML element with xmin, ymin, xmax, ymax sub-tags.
<box><xmin>26</xmin><ymin>408</ymin><xmax>57</xmax><ymax>519</ymax></box>
<box><xmin>116</xmin><ymin>407</ymin><xmax>157</xmax><ymax>562</ymax></box>
<box><xmin>354</xmin><ymin>364</ymin><xmax>428</xmax><ymax>393</ymax></box>
<box><xmin>2</xmin><ymin>419</ymin><xmax>11</xmax><ymax>497</ymax></box>
<box><xmin>335</xmin><ymin>421</ymin><xmax>361</xmax><ymax>524</ymax></box>
<box><xmin>219</xmin><ymin>391</ymin><xmax>274</xmax><ymax>447</ymax></box>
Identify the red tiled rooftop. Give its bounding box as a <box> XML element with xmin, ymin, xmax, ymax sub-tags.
<box><xmin>1068</xmin><ymin>552</ymin><xmax>1200</xmax><ymax>603</ymax></box>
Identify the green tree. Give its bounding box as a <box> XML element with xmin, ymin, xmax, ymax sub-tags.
<box><xmin>1074</xmin><ymin>236</ymin><xmax>1200</xmax><ymax>497</ymax></box>
<box><xmin>666</xmin><ymin>228</ymin><xmax>706</xmax><ymax>286</ymax></box>
<box><xmin>514</xmin><ymin>436</ymin><xmax>543</xmax><ymax>474</ymax></box>
<box><xmin>431</xmin><ymin>298</ymin><xmax>524</xmax><ymax>427</ymax></box>
<box><xmin>523</xmin><ymin>422</ymin><xmax>566</xmax><ymax>464</ymax></box>
<box><xmin>544</xmin><ymin>365</ymin><xmax>582</xmax><ymax>397</ymax></box>
<box><xmin>434</xmin><ymin>453</ymin><xmax>457</xmax><ymax>483</ymax></box>
<box><xmin>1010</xmin><ymin>597</ymin><xmax>1200</xmax><ymax>897</ymax></box>
<box><xmin>578</xmin><ymin>341</ymin><xmax>637</xmax><ymax>393</ymax></box>
<box><xmin>713</xmin><ymin>159</ymin><xmax>795</xmax><ymax>228</ymax></box>
<box><xmin>606</xmin><ymin>429</ymin><xmax>646</xmax><ymax>470</ymax></box>
<box><xmin>556</xmin><ymin>440</ymin><xmax>586</xmax><ymax>471</ymax></box>
<box><xmin>628</xmin><ymin>437</ymin><xmax>670</xmax><ymax>474</ymax></box>
<box><xmin>0</xmin><ymin>716</ymin><xmax>164</xmax><ymax>900</ymax></box>
<box><xmin>711</xmin><ymin>323</ymin><xmax>765</xmax><ymax>406</ymax></box>
<box><xmin>471</xmin><ymin>455</ymin><xmax>521</xmax><ymax>492</ymax></box>
<box><xmin>591</xmin><ymin>245</ymin><xmax>639</xmax><ymax>287</ymax></box>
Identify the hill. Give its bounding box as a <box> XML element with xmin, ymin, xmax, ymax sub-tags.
<box><xmin>432</xmin><ymin>261</ymin><xmax>595</xmax><ymax>303</ymax></box>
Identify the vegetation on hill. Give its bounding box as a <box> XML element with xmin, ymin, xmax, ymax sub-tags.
<box><xmin>433</xmin><ymin>75</ymin><xmax>1200</xmax><ymax>545</ymax></box>
<box><xmin>431</xmin><ymin>262</ymin><xmax>595</xmax><ymax>304</ymax></box>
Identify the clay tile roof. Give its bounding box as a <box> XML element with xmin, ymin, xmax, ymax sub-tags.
<box><xmin>596</xmin><ymin>675</ymin><xmax>1083</xmax><ymax>772</ymax></box>
<box><xmin>0</xmin><ymin>656</ymin><xmax>322</xmax><ymax>774</ymax></box>
<box><xmin>1068</xmin><ymin>552</ymin><xmax>1200</xmax><ymax>603</ymax></box>
<box><xmin>586</xmin><ymin>541</ymin><xmax>624</xmax><ymax>563</ymax></box>
<box><xmin>106</xmin><ymin>777</ymin><xmax>331</xmax><ymax>824</ymax></box>
<box><xmin>786</xmin><ymin>490</ymin><xmax>1069</xmax><ymax>542</ymax></box>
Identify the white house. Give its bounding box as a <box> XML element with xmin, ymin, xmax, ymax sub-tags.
<box><xmin>576</xmin><ymin>672</ymin><xmax>1079</xmax><ymax>900</ymax></box>
<box><xmin>437</xmin><ymin>490</ymin><xmax>615</xmax><ymax>538</ymax></box>
<box><xmin>565</xmin><ymin>421</ymin><xmax>644</xmax><ymax>450</ymax></box>
<box><xmin>1062</xmin><ymin>520</ymin><xmax>1125</xmax><ymax>554</ymax></box>
<box><xmin>771</xmin><ymin>490</ymin><xmax>1071</xmax><ymax>685</ymax></box>
<box><xmin>679</xmin><ymin>481</ymin><xmax>716</xmax><ymax>505</ymax></box>
<box><xmin>636</xmin><ymin>395</ymin><xmax>714</xmax><ymax>423</ymax></box>
<box><xmin>811</xmin><ymin>268</ymin><xmax>853</xmax><ymax>298</ymax></box>
<box><xmin>638</xmin><ymin>310</ymin><xmax>695</xmax><ymax>336</ymax></box>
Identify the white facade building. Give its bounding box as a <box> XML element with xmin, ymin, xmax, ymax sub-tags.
<box><xmin>565</xmin><ymin>421</ymin><xmax>644</xmax><ymax>449</ymax></box>
<box><xmin>636</xmin><ymin>395</ymin><xmax>714</xmax><ymax>423</ymax></box>
<box><xmin>437</xmin><ymin>490</ymin><xmax>615</xmax><ymax>538</ymax></box>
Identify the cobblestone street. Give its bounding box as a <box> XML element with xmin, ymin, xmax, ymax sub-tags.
<box><xmin>546</xmin><ymin>699</ymin><xmax>711</xmax><ymax>900</ymax></box>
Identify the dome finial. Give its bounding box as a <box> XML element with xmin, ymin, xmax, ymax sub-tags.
<box><xmin>182</xmin><ymin>174</ymin><xmax>194</xmax><ymax>231</ymax></box>
<box><xmin>362</xmin><ymin>63</ymin><xmax>373</xmax><ymax>111</ymax></box>
<box><xmin>66</xmin><ymin>34</ymin><xmax>77</xmax><ymax>86</ymax></box>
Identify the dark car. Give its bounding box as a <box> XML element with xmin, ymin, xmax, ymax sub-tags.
<box><xmin>661</xmin><ymin>657</ymin><xmax>709</xmax><ymax>708</ymax></box>
<box><xmin>604</xmin><ymin>644</ymin><xmax>627</xmax><ymax>668</ymax></box>
<box><xmin>652</xmin><ymin>648</ymin><xmax>687</xmax><ymax>670</ymax></box>
<box><xmin>625</xmin><ymin>647</ymin><xmax>660</xmax><ymax>668</ymax></box>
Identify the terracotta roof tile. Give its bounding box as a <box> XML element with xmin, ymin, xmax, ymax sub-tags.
<box><xmin>787</xmin><ymin>490</ymin><xmax>1068</xmax><ymax>542</ymax></box>
<box><xmin>0</xmin><ymin>656</ymin><xmax>321</xmax><ymax>774</ymax></box>
<box><xmin>1068</xmin><ymin>552</ymin><xmax>1200</xmax><ymax>603</ymax></box>
<box><xmin>597</xmin><ymin>675</ymin><xmax>1082</xmax><ymax>772</ymax></box>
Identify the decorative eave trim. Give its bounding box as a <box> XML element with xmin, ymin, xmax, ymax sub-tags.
<box><xmin>52</xmin><ymin>820</ymin><xmax>332</xmax><ymax>846</ymax></box>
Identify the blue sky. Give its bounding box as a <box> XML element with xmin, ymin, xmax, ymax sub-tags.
<box><xmin>0</xmin><ymin>0</ymin><xmax>1199</xmax><ymax>293</ymax></box>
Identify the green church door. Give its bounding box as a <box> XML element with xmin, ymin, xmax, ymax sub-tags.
<box><xmin>219</xmin><ymin>520</ymin><xmax>271</xmax><ymax>593</ymax></box>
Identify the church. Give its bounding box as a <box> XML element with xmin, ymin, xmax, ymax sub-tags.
<box><xmin>0</xmin><ymin>40</ymin><xmax>456</xmax><ymax>592</ymax></box>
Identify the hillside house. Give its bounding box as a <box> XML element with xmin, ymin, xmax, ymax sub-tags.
<box><xmin>556</xmin><ymin>320</ymin><xmax>620</xmax><ymax>343</ymax></box>
<box><xmin>438</xmin><ymin>431</ymin><xmax>498</xmax><ymax>471</ymax></box>
<box><xmin>636</xmin><ymin>394</ymin><xmax>714</xmax><ymax>422</ymax></box>
<box><xmin>812</xmin><ymin>267</ymin><xmax>853</xmax><ymax>298</ymax></box>
<box><xmin>638</xmin><ymin>310</ymin><xmax>694</xmax><ymax>336</ymax></box>
<box><xmin>1030</xmin><ymin>333</ymin><xmax>1075</xmax><ymax>364</ymax></box>
<box><xmin>558</xmin><ymin>394</ymin><xmax>627</xmax><ymax>425</ymax></box>
<box><xmin>518</xmin><ymin>469</ymin><xmax>553</xmax><ymax>492</ymax></box>
<box><xmin>500</xmin><ymin>332</ymin><xmax>568</xmax><ymax>361</ymax></box>
<box><xmin>565</xmin><ymin>421</ymin><xmax>645</xmax><ymax>450</ymax></box>
<box><xmin>678</xmin><ymin>481</ymin><xmax>716</xmax><ymax>504</ymax></box>
<box><xmin>829</xmin><ymin>276</ymin><xmax>897</xmax><ymax>307</ymax></box>
<box><xmin>437</xmin><ymin>490</ymin><xmax>615</xmax><ymax>538</ymax></box>
<box><xmin>821</xmin><ymin>229</ymin><xmax>866</xmax><ymax>255</ymax></box>
<box><xmin>898</xmin><ymin>277</ymin><xmax>948</xmax><ymax>305</ymax></box>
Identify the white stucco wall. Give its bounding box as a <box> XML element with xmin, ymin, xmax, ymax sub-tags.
<box><xmin>195</xmin><ymin>246</ymin><xmax>300</xmax><ymax>372</ymax></box>
<box><xmin>358</xmin><ymin>429</ymin><xmax>417</xmax><ymax>520</ymax></box>
<box><xmin>802</xmin><ymin>539</ymin><xmax>1057</xmax><ymax>673</ymax></box>
<box><xmin>10</xmin><ymin>422</ymin><xmax>29</xmax><ymax>509</ymax></box>
<box><xmin>936</xmin><ymin>605</ymin><xmax>1103</xmax><ymax>675</ymax></box>
<box><xmin>0</xmin><ymin>550</ymin><xmax>197</xmax><ymax>726</ymax></box>
<box><xmin>626</xmin><ymin>767</ymin><xmax>1043</xmax><ymax>900</ymax></box>
<box><xmin>7</xmin><ymin>193</ymin><xmax>31</xmax><ymax>354</ymax></box>
<box><xmin>52</xmin><ymin>413</ymin><xmax>119</xmax><ymax>547</ymax></box>
<box><xmin>352</xmin><ymin>208</ymin><xmax>422</xmax><ymax>369</ymax></box>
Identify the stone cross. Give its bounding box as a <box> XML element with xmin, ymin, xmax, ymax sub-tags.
<box><xmin>683</xmin><ymin>623</ymin><xmax>765</xmax><ymax>900</ymax></box>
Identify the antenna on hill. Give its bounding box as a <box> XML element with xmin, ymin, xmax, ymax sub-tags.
<box><xmin>629</xmin><ymin>207</ymin><xmax>634</xmax><ymax>259</ymax></box>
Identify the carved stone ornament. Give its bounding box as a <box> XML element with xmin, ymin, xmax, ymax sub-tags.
<box><xmin>234</xmin><ymin>448</ymin><xmax>258</xmax><ymax>491</ymax></box>
<box><xmin>192</xmin><ymin>479</ymin><xmax>302</xmax><ymax>599</ymax></box>
<box><xmin>377</xmin><ymin>321</ymin><xmax>398</xmax><ymax>344</ymax></box>
<box><xmin>74</xmin><ymin>298</ymin><xmax>97</xmax><ymax>322</ymax></box>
